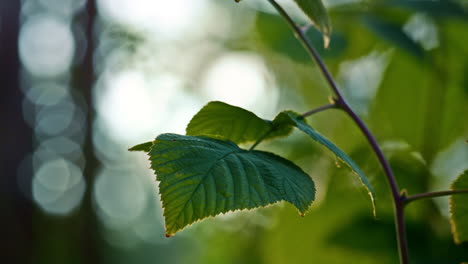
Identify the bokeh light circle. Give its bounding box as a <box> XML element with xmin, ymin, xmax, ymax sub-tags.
<box><xmin>19</xmin><ymin>14</ymin><xmax>75</xmax><ymax>77</ymax></box>
<box><xmin>32</xmin><ymin>158</ymin><xmax>86</xmax><ymax>215</ymax></box>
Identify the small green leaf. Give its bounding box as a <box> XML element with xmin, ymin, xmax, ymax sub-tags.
<box><xmin>149</xmin><ymin>133</ymin><xmax>315</xmax><ymax>236</ymax></box>
<box><xmin>292</xmin><ymin>0</ymin><xmax>332</xmax><ymax>47</ymax></box>
<box><xmin>273</xmin><ymin>111</ymin><xmax>376</xmax><ymax>214</ymax></box>
<box><xmin>450</xmin><ymin>170</ymin><xmax>468</xmax><ymax>244</ymax></box>
<box><xmin>129</xmin><ymin>141</ymin><xmax>153</xmax><ymax>152</ymax></box>
<box><xmin>186</xmin><ymin>101</ymin><xmax>293</xmax><ymax>144</ymax></box>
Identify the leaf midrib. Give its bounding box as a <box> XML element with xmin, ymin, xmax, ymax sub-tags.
<box><xmin>169</xmin><ymin>146</ymin><xmax>243</xmax><ymax>230</ymax></box>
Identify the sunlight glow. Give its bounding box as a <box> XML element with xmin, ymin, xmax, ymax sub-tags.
<box><xmin>97</xmin><ymin>0</ymin><xmax>208</xmax><ymax>39</ymax></box>
<box><xmin>93</xmin><ymin>168</ymin><xmax>148</xmax><ymax>228</ymax></box>
<box><xmin>19</xmin><ymin>14</ymin><xmax>74</xmax><ymax>77</ymax></box>
<box><xmin>95</xmin><ymin>71</ymin><xmax>202</xmax><ymax>143</ymax></box>
<box><xmin>32</xmin><ymin>158</ymin><xmax>85</xmax><ymax>215</ymax></box>
<box><xmin>338</xmin><ymin>51</ymin><xmax>391</xmax><ymax>115</ymax></box>
<box><xmin>404</xmin><ymin>13</ymin><xmax>439</xmax><ymax>51</ymax></box>
<box><xmin>200</xmin><ymin>52</ymin><xmax>278</xmax><ymax>118</ymax></box>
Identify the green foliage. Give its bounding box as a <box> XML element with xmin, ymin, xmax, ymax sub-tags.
<box><xmin>146</xmin><ymin>133</ymin><xmax>315</xmax><ymax>236</ymax></box>
<box><xmin>450</xmin><ymin>170</ymin><xmax>468</xmax><ymax>244</ymax></box>
<box><xmin>131</xmin><ymin>100</ymin><xmax>379</xmax><ymax>236</ymax></box>
<box><xmin>273</xmin><ymin>111</ymin><xmax>376</xmax><ymax>213</ymax></box>
<box><xmin>292</xmin><ymin>0</ymin><xmax>331</xmax><ymax>47</ymax></box>
<box><xmin>362</xmin><ymin>16</ymin><xmax>424</xmax><ymax>59</ymax></box>
<box><xmin>186</xmin><ymin>101</ymin><xmax>291</xmax><ymax>144</ymax></box>
<box><xmin>185</xmin><ymin>101</ymin><xmax>374</xmax><ymax>210</ymax></box>
<box><xmin>127</xmin><ymin>0</ymin><xmax>468</xmax><ymax>262</ymax></box>
<box><xmin>387</xmin><ymin>0</ymin><xmax>468</xmax><ymax>19</ymax></box>
<box><xmin>131</xmin><ymin>101</ymin><xmax>377</xmax><ymax>236</ymax></box>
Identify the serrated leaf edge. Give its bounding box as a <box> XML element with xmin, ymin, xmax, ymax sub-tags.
<box><xmin>449</xmin><ymin>169</ymin><xmax>468</xmax><ymax>244</ymax></box>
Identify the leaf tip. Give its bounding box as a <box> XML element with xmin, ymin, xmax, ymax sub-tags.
<box><xmin>129</xmin><ymin>141</ymin><xmax>153</xmax><ymax>152</ymax></box>
<box><xmin>323</xmin><ymin>35</ymin><xmax>330</xmax><ymax>49</ymax></box>
<box><xmin>165</xmin><ymin>233</ymin><xmax>173</xmax><ymax>238</ymax></box>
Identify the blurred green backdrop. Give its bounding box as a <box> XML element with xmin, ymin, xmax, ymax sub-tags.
<box><xmin>2</xmin><ymin>0</ymin><xmax>468</xmax><ymax>263</ymax></box>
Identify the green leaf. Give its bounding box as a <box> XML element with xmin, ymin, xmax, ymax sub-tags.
<box><xmin>292</xmin><ymin>0</ymin><xmax>332</xmax><ymax>47</ymax></box>
<box><xmin>149</xmin><ymin>133</ymin><xmax>315</xmax><ymax>236</ymax></box>
<box><xmin>450</xmin><ymin>170</ymin><xmax>468</xmax><ymax>244</ymax></box>
<box><xmin>129</xmin><ymin>141</ymin><xmax>153</xmax><ymax>152</ymax></box>
<box><xmin>388</xmin><ymin>0</ymin><xmax>468</xmax><ymax>20</ymax></box>
<box><xmin>273</xmin><ymin>111</ymin><xmax>376</xmax><ymax>214</ymax></box>
<box><xmin>186</xmin><ymin>101</ymin><xmax>293</xmax><ymax>144</ymax></box>
<box><xmin>362</xmin><ymin>15</ymin><xmax>424</xmax><ymax>59</ymax></box>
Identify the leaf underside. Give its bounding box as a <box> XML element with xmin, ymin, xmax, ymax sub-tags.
<box><xmin>450</xmin><ymin>170</ymin><xmax>468</xmax><ymax>244</ymax></box>
<box><xmin>149</xmin><ymin>133</ymin><xmax>315</xmax><ymax>236</ymax></box>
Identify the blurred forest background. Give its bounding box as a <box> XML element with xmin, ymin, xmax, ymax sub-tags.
<box><xmin>1</xmin><ymin>0</ymin><xmax>468</xmax><ymax>263</ymax></box>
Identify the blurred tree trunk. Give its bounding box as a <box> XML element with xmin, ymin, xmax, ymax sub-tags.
<box><xmin>34</xmin><ymin>0</ymin><xmax>102</xmax><ymax>263</ymax></box>
<box><xmin>0</xmin><ymin>0</ymin><xmax>34</xmax><ymax>263</ymax></box>
<box><xmin>74</xmin><ymin>0</ymin><xmax>102</xmax><ymax>263</ymax></box>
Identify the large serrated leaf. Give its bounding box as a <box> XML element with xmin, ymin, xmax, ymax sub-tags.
<box><xmin>273</xmin><ymin>111</ymin><xmax>376</xmax><ymax>214</ymax></box>
<box><xmin>292</xmin><ymin>0</ymin><xmax>332</xmax><ymax>47</ymax></box>
<box><xmin>450</xmin><ymin>170</ymin><xmax>468</xmax><ymax>244</ymax></box>
<box><xmin>186</xmin><ymin>101</ymin><xmax>293</xmax><ymax>144</ymax></box>
<box><xmin>149</xmin><ymin>133</ymin><xmax>315</xmax><ymax>236</ymax></box>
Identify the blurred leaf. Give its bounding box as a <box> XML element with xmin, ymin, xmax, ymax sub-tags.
<box><xmin>273</xmin><ymin>111</ymin><xmax>376</xmax><ymax>213</ymax></box>
<box><xmin>304</xmin><ymin>26</ymin><xmax>348</xmax><ymax>57</ymax></box>
<box><xmin>327</xmin><ymin>214</ymin><xmax>468</xmax><ymax>263</ymax></box>
<box><xmin>255</xmin><ymin>12</ymin><xmax>345</xmax><ymax>62</ymax></box>
<box><xmin>149</xmin><ymin>133</ymin><xmax>315</xmax><ymax>236</ymax></box>
<box><xmin>387</xmin><ymin>0</ymin><xmax>468</xmax><ymax>19</ymax></box>
<box><xmin>255</xmin><ymin>11</ymin><xmax>310</xmax><ymax>62</ymax></box>
<box><xmin>129</xmin><ymin>141</ymin><xmax>153</xmax><ymax>152</ymax></box>
<box><xmin>186</xmin><ymin>101</ymin><xmax>293</xmax><ymax>144</ymax></box>
<box><xmin>362</xmin><ymin>15</ymin><xmax>424</xmax><ymax>59</ymax></box>
<box><xmin>450</xmin><ymin>170</ymin><xmax>468</xmax><ymax>244</ymax></box>
<box><xmin>292</xmin><ymin>0</ymin><xmax>332</xmax><ymax>47</ymax></box>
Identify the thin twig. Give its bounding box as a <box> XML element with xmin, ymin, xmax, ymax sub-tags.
<box><xmin>301</xmin><ymin>103</ymin><xmax>336</xmax><ymax>117</ymax></box>
<box><xmin>338</xmin><ymin>100</ymin><xmax>408</xmax><ymax>264</ymax></box>
<box><xmin>266</xmin><ymin>1</ymin><xmax>408</xmax><ymax>263</ymax></box>
<box><xmin>404</xmin><ymin>189</ymin><xmax>468</xmax><ymax>206</ymax></box>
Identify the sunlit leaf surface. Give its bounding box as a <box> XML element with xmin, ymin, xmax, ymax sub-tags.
<box><xmin>186</xmin><ymin>101</ymin><xmax>293</xmax><ymax>144</ymax></box>
<box><xmin>148</xmin><ymin>133</ymin><xmax>315</xmax><ymax>236</ymax></box>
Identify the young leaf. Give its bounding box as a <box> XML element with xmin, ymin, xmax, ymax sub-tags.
<box><xmin>292</xmin><ymin>0</ymin><xmax>332</xmax><ymax>47</ymax></box>
<box><xmin>450</xmin><ymin>170</ymin><xmax>468</xmax><ymax>244</ymax></box>
<box><xmin>149</xmin><ymin>133</ymin><xmax>315</xmax><ymax>236</ymax></box>
<box><xmin>186</xmin><ymin>101</ymin><xmax>293</xmax><ymax>144</ymax></box>
<box><xmin>129</xmin><ymin>141</ymin><xmax>153</xmax><ymax>152</ymax></box>
<box><xmin>273</xmin><ymin>111</ymin><xmax>376</xmax><ymax>214</ymax></box>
